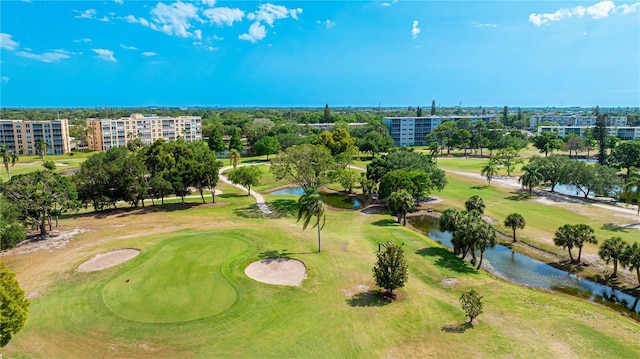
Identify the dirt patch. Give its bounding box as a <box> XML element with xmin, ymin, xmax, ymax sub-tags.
<box><xmin>244</xmin><ymin>257</ymin><xmax>306</xmax><ymax>286</ymax></box>
<box><xmin>441</xmin><ymin>278</ymin><xmax>459</xmax><ymax>287</ymax></box>
<box><xmin>77</xmin><ymin>249</ymin><xmax>141</xmax><ymax>272</ymax></box>
<box><xmin>7</xmin><ymin>228</ymin><xmax>90</xmax><ymax>255</ymax></box>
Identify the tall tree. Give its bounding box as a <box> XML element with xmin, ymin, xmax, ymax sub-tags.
<box><xmin>481</xmin><ymin>158</ymin><xmax>499</xmax><ymax>186</ymax></box>
<box><xmin>621</xmin><ymin>242</ymin><xmax>640</xmax><ymax>286</ymax></box>
<box><xmin>373</xmin><ymin>243</ymin><xmax>408</xmax><ymax>297</ymax></box>
<box><xmin>35</xmin><ymin>139</ymin><xmax>48</xmax><ymax>161</ymax></box>
<box><xmin>297</xmin><ymin>187</ymin><xmax>326</xmax><ymax>252</ymax></box>
<box><xmin>0</xmin><ymin>145</ymin><xmax>19</xmax><ymax>180</ymax></box>
<box><xmin>386</xmin><ymin>190</ymin><xmax>415</xmax><ymax>225</ymax></box>
<box><xmin>323</xmin><ymin>103</ymin><xmax>331</xmax><ymax>122</ymax></box>
<box><xmin>229</xmin><ymin>128</ymin><xmax>243</xmax><ymax>152</ymax></box>
<box><xmin>0</xmin><ymin>261</ymin><xmax>30</xmax><ymax>347</ymax></box>
<box><xmin>519</xmin><ymin>163</ymin><xmax>544</xmax><ymax>195</ymax></box>
<box><xmin>378</xmin><ymin>169</ymin><xmax>415</xmax><ymax>199</ymax></box>
<box><xmin>431</xmin><ymin>100</ymin><xmax>436</xmax><ymax>115</ymax></box>
<box><xmin>608</xmin><ymin>140</ymin><xmax>640</xmax><ymax>176</ymax></box>
<box><xmin>504</xmin><ymin>213</ymin><xmax>526</xmax><ymax>242</ymax></box>
<box><xmin>465</xmin><ymin>195</ymin><xmax>485</xmax><ymax>214</ymax></box>
<box><xmin>502</xmin><ymin>106</ymin><xmax>509</xmax><ymax>124</ymax></box>
<box><xmin>228</xmin><ymin>149</ymin><xmax>241</xmax><ymax>169</ymax></box>
<box><xmin>529</xmin><ymin>155</ymin><xmax>572</xmax><ymax>192</ymax></box>
<box><xmin>474</xmin><ymin>219</ymin><xmax>497</xmax><ymax>269</ymax></box>
<box><xmin>253</xmin><ymin>136</ymin><xmax>280</xmax><ymax>160</ymax></box>
<box><xmin>623</xmin><ymin>168</ymin><xmax>640</xmax><ymax>215</ymax></box>
<box><xmin>228</xmin><ymin>166</ymin><xmax>262</xmax><ymax>196</ymax></box>
<box><xmin>554</xmin><ymin>224</ymin><xmax>597</xmax><ymax>263</ymax></box>
<box><xmin>533</xmin><ymin>131</ymin><xmax>563</xmax><ymax>156</ymax></box>
<box><xmin>460</xmin><ymin>289</ymin><xmax>483</xmax><ymax>324</ymax></box>
<box><xmin>271</xmin><ymin>144</ymin><xmax>335</xmax><ymax>189</ymax></box>
<box><xmin>599</xmin><ymin>237</ymin><xmax>626</xmax><ymax>277</ymax></box>
<box><xmin>208</xmin><ymin>127</ymin><xmax>226</xmax><ymax>153</ymax></box>
<box><xmin>495</xmin><ymin>147</ymin><xmax>521</xmax><ymax>177</ymax></box>
<box><xmin>593</xmin><ymin>106</ymin><xmax>608</xmax><ymax>165</ymax></box>
<box><xmin>416</xmin><ymin>106</ymin><xmax>423</xmax><ymax>117</ymax></box>
<box><xmin>3</xmin><ymin>171</ymin><xmax>79</xmax><ymax>236</ymax></box>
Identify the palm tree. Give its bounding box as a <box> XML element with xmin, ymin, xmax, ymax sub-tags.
<box><xmin>228</xmin><ymin>148</ymin><xmax>241</xmax><ymax>169</ymax></box>
<box><xmin>1</xmin><ymin>145</ymin><xmax>19</xmax><ymax>180</ymax></box>
<box><xmin>621</xmin><ymin>242</ymin><xmax>640</xmax><ymax>286</ymax></box>
<box><xmin>474</xmin><ymin>219</ymin><xmax>497</xmax><ymax>270</ymax></box>
<box><xmin>599</xmin><ymin>237</ymin><xmax>626</xmax><ymax>277</ymax></box>
<box><xmin>623</xmin><ymin>168</ymin><xmax>640</xmax><ymax>216</ymax></box>
<box><xmin>519</xmin><ymin>163</ymin><xmax>543</xmax><ymax>195</ymax></box>
<box><xmin>35</xmin><ymin>139</ymin><xmax>48</xmax><ymax>161</ymax></box>
<box><xmin>504</xmin><ymin>213</ymin><xmax>526</xmax><ymax>242</ymax></box>
<box><xmin>554</xmin><ymin>224</ymin><xmax>577</xmax><ymax>262</ymax></box>
<box><xmin>465</xmin><ymin>195</ymin><xmax>485</xmax><ymax>214</ymax></box>
<box><xmin>480</xmin><ymin>158</ymin><xmax>498</xmax><ymax>186</ymax></box>
<box><xmin>297</xmin><ymin>187</ymin><xmax>326</xmax><ymax>252</ymax></box>
<box><xmin>573</xmin><ymin>224</ymin><xmax>597</xmax><ymax>263</ymax></box>
<box><xmin>386</xmin><ymin>190</ymin><xmax>415</xmax><ymax>226</ymax></box>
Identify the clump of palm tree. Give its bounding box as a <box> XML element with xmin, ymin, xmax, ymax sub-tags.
<box><xmin>1</xmin><ymin>145</ymin><xmax>19</xmax><ymax>180</ymax></box>
<box><xmin>297</xmin><ymin>187</ymin><xmax>326</xmax><ymax>252</ymax></box>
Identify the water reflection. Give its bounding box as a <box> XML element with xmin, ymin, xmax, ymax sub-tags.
<box><xmin>270</xmin><ymin>187</ymin><xmax>361</xmax><ymax>209</ymax></box>
<box><xmin>409</xmin><ymin>215</ymin><xmax>640</xmax><ymax>313</ymax></box>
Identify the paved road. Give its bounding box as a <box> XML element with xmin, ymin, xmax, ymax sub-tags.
<box><xmin>219</xmin><ymin>164</ymin><xmax>272</xmax><ymax>215</ymax></box>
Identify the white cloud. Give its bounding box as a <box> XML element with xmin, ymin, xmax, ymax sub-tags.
<box><xmin>1</xmin><ymin>76</ymin><xmax>9</xmax><ymax>84</ymax></box>
<box><xmin>125</xmin><ymin>15</ymin><xmax>151</xmax><ymax>27</ymax></box>
<box><xmin>381</xmin><ymin>0</ymin><xmax>398</xmax><ymax>7</ymax></box>
<box><xmin>618</xmin><ymin>2</ymin><xmax>640</xmax><ymax>14</ymax></box>
<box><xmin>93</xmin><ymin>48</ymin><xmax>117</xmax><ymax>63</ymax></box>
<box><xmin>142</xmin><ymin>51</ymin><xmax>158</xmax><ymax>57</ymax></box>
<box><xmin>114</xmin><ymin>0</ymin><xmax>123</xmax><ymax>4</ymax></box>
<box><xmin>194</xmin><ymin>29</ymin><xmax>202</xmax><ymax>40</ymax></box>
<box><xmin>201</xmin><ymin>0</ymin><xmax>216</xmax><ymax>7</ymax></box>
<box><xmin>16</xmin><ymin>49</ymin><xmax>74</xmax><ymax>63</ymax></box>
<box><xmin>73</xmin><ymin>38</ymin><xmax>92</xmax><ymax>43</ymax></box>
<box><xmin>1</xmin><ymin>33</ymin><xmax>19</xmax><ymax>51</ymax></box>
<box><xmin>120</xmin><ymin>44</ymin><xmax>137</xmax><ymax>50</ymax></box>
<box><xmin>476</xmin><ymin>23</ymin><xmax>497</xmax><ymax>28</ymax></box>
<box><xmin>99</xmin><ymin>16</ymin><xmax>110</xmax><ymax>22</ymax></box>
<box><xmin>317</xmin><ymin>19</ymin><xmax>336</xmax><ymax>29</ymax></box>
<box><xmin>203</xmin><ymin>7</ymin><xmax>244</xmax><ymax>26</ymax></box>
<box><xmin>75</xmin><ymin>9</ymin><xmax>96</xmax><ymax>19</ymax></box>
<box><xmin>150</xmin><ymin>1</ymin><xmax>201</xmax><ymax>38</ymax></box>
<box><xmin>239</xmin><ymin>22</ymin><xmax>267</xmax><ymax>43</ymax></box>
<box><xmin>247</xmin><ymin>3</ymin><xmax>302</xmax><ymax>26</ymax></box>
<box><xmin>529</xmin><ymin>1</ymin><xmax>639</xmax><ymax>26</ymax></box>
<box><xmin>411</xmin><ymin>20</ymin><xmax>420</xmax><ymax>39</ymax></box>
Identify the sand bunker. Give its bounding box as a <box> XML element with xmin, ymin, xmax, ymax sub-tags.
<box><xmin>77</xmin><ymin>249</ymin><xmax>141</xmax><ymax>272</ymax></box>
<box><xmin>245</xmin><ymin>258</ymin><xmax>306</xmax><ymax>286</ymax></box>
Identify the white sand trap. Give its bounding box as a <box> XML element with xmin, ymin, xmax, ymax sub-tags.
<box><xmin>77</xmin><ymin>249</ymin><xmax>141</xmax><ymax>272</ymax></box>
<box><xmin>245</xmin><ymin>258</ymin><xmax>306</xmax><ymax>286</ymax></box>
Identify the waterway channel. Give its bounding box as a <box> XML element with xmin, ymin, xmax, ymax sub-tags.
<box><xmin>408</xmin><ymin>215</ymin><xmax>640</xmax><ymax>314</ymax></box>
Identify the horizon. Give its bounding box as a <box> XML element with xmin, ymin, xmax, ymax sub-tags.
<box><xmin>1</xmin><ymin>1</ymin><xmax>639</xmax><ymax>108</ymax></box>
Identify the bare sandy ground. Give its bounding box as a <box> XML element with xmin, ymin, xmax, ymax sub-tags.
<box><xmin>77</xmin><ymin>249</ymin><xmax>141</xmax><ymax>272</ymax></box>
<box><xmin>244</xmin><ymin>258</ymin><xmax>306</xmax><ymax>286</ymax></box>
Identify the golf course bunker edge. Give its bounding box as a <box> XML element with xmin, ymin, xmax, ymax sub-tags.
<box><xmin>245</xmin><ymin>258</ymin><xmax>307</xmax><ymax>286</ymax></box>
<box><xmin>78</xmin><ymin>249</ymin><xmax>141</xmax><ymax>272</ymax></box>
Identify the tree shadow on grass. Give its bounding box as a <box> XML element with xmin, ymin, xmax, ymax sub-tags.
<box><xmin>601</xmin><ymin>224</ymin><xmax>627</xmax><ymax>233</ymax></box>
<box><xmin>233</xmin><ymin>205</ymin><xmax>266</xmax><ymax>219</ymax></box>
<box><xmin>470</xmin><ymin>185</ymin><xmax>488</xmax><ymax>190</ymax></box>
<box><xmin>346</xmin><ymin>290</ymin><xmax>392</xmax><ymax>307</ymax></box>
<box><xmin>258</xmin><ymin>249</ymin><xmax>292</xmax><ymax>259</ymax></box>
<box><xmin>441</xmin><ymin>322</ymin><xmax>472</xmax><ymax>333</ymax></box>
<box><xmin>268</xmin><ymin>199</ymin><xmax>298</xmax><ymax>218</ymax></box>
<box><xmin>372</xmin><ymin>219</ymin><xmax>399</xmax><ymax>227</ymax></box>
<box><xmin>506</xmin><ymin>191</ymin><xmax>530</xmax><ymax>201</ymax></box>
<box><xmin>415</xmin><ymin>247</ymin><xmax>477</xmax><ymax>274</ymax></box>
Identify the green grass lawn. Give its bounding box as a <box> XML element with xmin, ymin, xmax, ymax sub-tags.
<box><xmin>102</xmin><ymin>232</ymin><xmax>250</xmax><ymax>323</ymax></box>
<box><xmin>3</xmin><ymin>188</ymin><xmax>640</xmax><ymax>358</ymax></box>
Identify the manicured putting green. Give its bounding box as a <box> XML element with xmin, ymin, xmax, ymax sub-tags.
<box><xmin>102</xmin><ymin>233</ymin><xmax>250</xmax><ymax>323</ymax></box>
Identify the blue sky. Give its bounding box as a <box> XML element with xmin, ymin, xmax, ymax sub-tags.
<box><xmin>1</xmin><ymin>1</ymin><xmax>639</xmax><ymax>108</ymax></box>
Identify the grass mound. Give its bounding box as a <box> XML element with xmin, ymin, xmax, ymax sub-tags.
<box><xmin>102</xmin><ymin>233</ymin><xmax>250</xmax><ymax>323</ymax></box>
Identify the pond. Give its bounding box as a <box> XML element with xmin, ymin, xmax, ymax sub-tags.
<box><xmin>270</xmin><ymin>187</ymin><xmax>361</xmax><ymax>210</ymax></box>
<box><xmin>408</xmin><ymin>215</ymin><xmax>640</xmax><ymax>314</ymax></box>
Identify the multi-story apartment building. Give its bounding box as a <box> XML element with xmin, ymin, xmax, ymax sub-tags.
<box><xmin>86</xmin><ymin>113</ymin><xmax>202</xmax><ymax>151</ymax></box>
<box><xmin>537</xmin><ymin>126</ymin><xmax>640</xmax><ymax>141</ymax></box>
<box><xmin>0</xmin><ymin>119</ymin><xmax>71</xmax><ymax>155</ymax></box>
<box><xmin>529</xmin><ymin>115</ymin><xmax>627</xmax><ymax>130</ymax></box>
<box><xmin>383</xmin><ymin>115</ymin><xmax>498</xmax><ymax>147</ymax></box>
